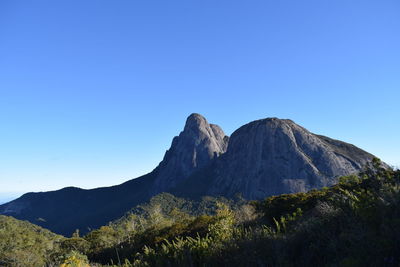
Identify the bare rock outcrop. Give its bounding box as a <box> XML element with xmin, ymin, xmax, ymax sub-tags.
<box><xmin>151</xmin><ymin>113</ymin><xmax>229</xmax><ymax>193</ymax></box>
<box><xmin>204</xmin><ymin>118</ymin><xmax>374</xmax><ymax>199</ymax></box>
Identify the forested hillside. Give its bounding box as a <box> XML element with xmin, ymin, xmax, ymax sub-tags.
<box><xmin>0</xmin><ymin>215</ymin><xmax>62</xmax><ymax>266</ymax></box>
<box><xmin>1</xmin><ymin>159</ymin><xmax>399</xmax><ymax>266</ymax></box>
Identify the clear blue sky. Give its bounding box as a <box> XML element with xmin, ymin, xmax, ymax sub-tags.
<box><xmin>0</xmin><ymin>0</ymin><xmax>399</xmax><ymax>197</ymax></box>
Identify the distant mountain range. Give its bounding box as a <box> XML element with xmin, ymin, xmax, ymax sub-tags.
<box><xmin>0</xmin><ymin>114</ymin><xmax>377</xmax><ymax>236</ymax></box>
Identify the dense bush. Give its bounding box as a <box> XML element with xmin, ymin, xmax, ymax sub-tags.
<box><xmin>0</xmin><ymin>215</ymin><xmax>62</xmax><ymax>266</ymax></box>
<box><xmin>110</xmin><ymin>159</ymin><xmax>400</xmax><ymax>266</ymax></box>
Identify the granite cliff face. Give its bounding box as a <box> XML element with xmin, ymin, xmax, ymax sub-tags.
<box><xmin>0</xmin><ymin>114</ymin><xmax>378</xmax><ymax>235</ymax></box>
<box><xmin>152</xmin><ymin>113</ymin><xmax>229</xmax><ymax>193</ymax></box>
<box><xmin>181</xmin><ymin>118</ymin><xmax>375</xmax><ymax>199</ymax></box>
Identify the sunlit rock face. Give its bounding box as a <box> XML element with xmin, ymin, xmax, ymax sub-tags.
<box><xmin>151</xmin><ymin>113</ymin><xmax>229</xmax><ymax>193</ymax></box>
<box><xmin>204</xmin><ymin>118</ymin><xmax>374</xmax><ymax>199</ymax></box>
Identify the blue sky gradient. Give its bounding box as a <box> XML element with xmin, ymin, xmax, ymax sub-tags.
<box><xmin>0</xmin><ymin>0</ymin><xmax>399</xmax><ymax>196</ymax></box>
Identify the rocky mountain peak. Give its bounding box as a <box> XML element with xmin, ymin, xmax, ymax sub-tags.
<box><xmin>207</xmin><ymin>117</ymin><xmax>375</xmax><ymax>199</ymax></box>
<box><xmin>152</xmin><ymin>113</ymin><xmax>229</xmax><ymax>193</ymax></box>
<box><xmin>184</xmin><ymin>113</ymin><xmax>208</xmax><ymax>131</ymax></box>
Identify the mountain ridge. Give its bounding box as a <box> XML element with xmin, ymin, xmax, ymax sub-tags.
<box><xmin>0</xmin><ymin>113</ymin><xmax>378</xmax><ymax>235</ymax></box>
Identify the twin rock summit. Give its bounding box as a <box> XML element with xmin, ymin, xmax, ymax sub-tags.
<box><xmin>0</xmin><ymin>113</ymin><xmax>376</xmax><ymax>235</ymax></box>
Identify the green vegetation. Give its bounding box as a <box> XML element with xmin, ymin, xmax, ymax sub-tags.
<box><xmin>1</xmin><ymin>159</ymin><xmax>400</xmax><ymax>266</ymax></box>
<box><xmin>0</xmin><ymin>215</ymin><xmax>62</xmax><ymax>266</ymax></box>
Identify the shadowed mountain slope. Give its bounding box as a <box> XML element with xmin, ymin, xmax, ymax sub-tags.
<box><xmin>0</xmin><ymin>114</ymin><xmax>227</xmax><ymax>235</ymax></box>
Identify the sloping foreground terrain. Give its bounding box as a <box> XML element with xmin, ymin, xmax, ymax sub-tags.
<box><xmin>1</xmin><ymin>161</ymin><xmax>399</xmax><ymax>266</ymax></box>
<box><xmin>0</xmin><ymin>114</ymin><xmax>376</xmax><ymax>235</ymax></box>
